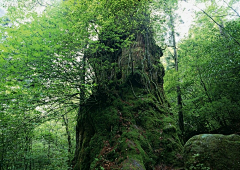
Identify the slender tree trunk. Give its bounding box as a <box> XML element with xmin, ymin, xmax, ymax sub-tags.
<box><xmin>196</xmin><ymin>6</ymin><xmax>240</xmax><ymax>46</ymax></box>
<box><xmin>197</xmin><ymin>67</ymin><xmax>212</xmax><ymax>103</ymax></box>
<box><xmin>62</xmin><ymin>114</ymin><xmax>72</xmax><ymax>164</ymax></box>
<box><xmin>0</xmin><ymin>129</ymin><xmax>4</xmax><ymax>170</ymax></box>
<box><xmin>169</xmin><ymin>9</ymin><xmax>185</xmax><ymax>139</ymax></box>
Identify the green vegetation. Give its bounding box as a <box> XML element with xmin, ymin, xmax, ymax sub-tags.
<box><xmin>0</xmin><ymin>0</ymin><xmax>240</xmax><ymax>169</ymax></box>
<box><xmin>164</xmin><ymin>0</ymin><xmax>240</xmax><ymax>141</ymax></box>
<box><xmin>73</xmin><ymin>77</ymin><xmax>183</xmax><ymax>169</ymax></box>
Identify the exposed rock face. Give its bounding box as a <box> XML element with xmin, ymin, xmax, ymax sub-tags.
<box><xmin>184</xmin><ymin>134</ymin><xmax>240</xmax><ymax>170</ymax></box>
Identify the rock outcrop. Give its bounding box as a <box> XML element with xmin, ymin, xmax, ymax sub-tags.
<box><xmin>184</xmin><ymin>134</ymin><xmax>240</xmax><ymax>170</ymax></box>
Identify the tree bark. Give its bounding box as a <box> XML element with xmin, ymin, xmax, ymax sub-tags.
<box><xmin>73</xmin><ymin>2</ymin><xmax>183</xmax><ymax>170</ymax></box>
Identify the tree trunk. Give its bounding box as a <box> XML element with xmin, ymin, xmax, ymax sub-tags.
<box><xmin>73</xmin><ymin>3</ymin><xmax>183</xmax><ymax>170</ymax></box>
<box><xmin>62</xmin><ymin>114</ymin><xmax>72</xmax><ymax>165</ymax></box>
<box><xmin>169</xmin><ymin>9</ymin><xmax>184</xmax><ymax>141</ymax></box>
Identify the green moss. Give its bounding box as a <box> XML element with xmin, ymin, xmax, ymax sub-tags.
<box><xmin>184</xmin><ymin>134</ymin><xmax>240</xmax><ymax>170</ymax></box>
<box><xmin>74</xmin><ymin>79</ymin><xmax>183</xmax><ymax>169</ymax></box>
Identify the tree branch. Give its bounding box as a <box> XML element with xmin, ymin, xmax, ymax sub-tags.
<box><xmin>196</xmin><ymin>6</ymin><xmax>240</xmax><ymax>46</ymax></box>
<box><xmin>222</xmin><ymin>0</ymin><xmax>240</xmax><ymax>17</ymax></box>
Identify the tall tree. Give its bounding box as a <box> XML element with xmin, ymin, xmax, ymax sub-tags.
<box><xmin>1</xmin><ymin>0</ymin><xmax>184</xmax><ymax>169</ymax></box>
<box><xmin>68</xmin><ymin>0</ymin><xmax>183</xmax><ymax>169</ymax></box>
<box><xmin>165</xmin><ymin>0</ymin><xmax>240</xmax><ymax>140</ymax></box>
<box><xmin>164</xmin><ymin>1</ymin><xmax>185</xmax><ymax>140</ymax></box>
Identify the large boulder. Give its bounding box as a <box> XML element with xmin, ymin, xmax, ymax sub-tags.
<box><xmin>184</xmin><ymin>134</ymin><xmax>240</xmax><ymax>170</ymax></box>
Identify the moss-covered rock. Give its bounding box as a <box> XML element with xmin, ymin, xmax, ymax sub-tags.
<box><xmin>184</xmin><ymin>134</ymin><xmax>240</xmax><ymax>170</ymax></box>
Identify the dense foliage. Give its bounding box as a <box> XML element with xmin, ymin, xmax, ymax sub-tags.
<box><xmin>0</xmin><ymin>0</ymin><xmax>240</xmax><ymax>169</ymax></box>
<box><xmin>0</xmin><ymin>0</ymin><xmax>166</xmax><ymax>169</ymax></box>
<box><xmin>164</xmin><ymin>0</ymin><xmax>240</xmax><ymax>140</ymax></box>
<box><xmin>0</xmin><ymin>1</ymin><xmax>85</xmax><ymax>169</ymax></box>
